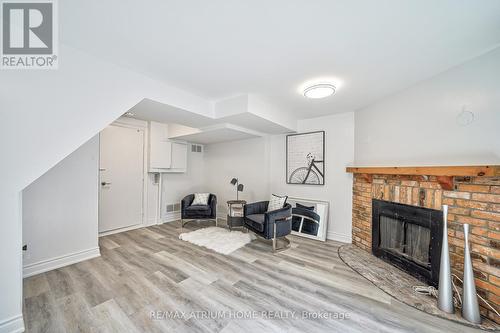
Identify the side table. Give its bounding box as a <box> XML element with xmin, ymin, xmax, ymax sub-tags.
<box><xmin>227</xmin><ymin>200</ymin><xmax>246</xmax><ymax>230</ymax></box>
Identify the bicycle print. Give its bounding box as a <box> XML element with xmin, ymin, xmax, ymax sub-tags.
<box><xmin>286</xmin><ymin>131</ymin><xmax>325</xmax><ymax>185</ymax></box>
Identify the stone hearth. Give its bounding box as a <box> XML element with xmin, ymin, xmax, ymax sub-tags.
<box><xmin>338</xmin><ymin>244</ymin><xmax>498</xmax><ymax>330</ymax></box>
<box><xmin>347</xmin><ymin>166</ymin><xmax>500</xmax><ymax>324</ymax></box>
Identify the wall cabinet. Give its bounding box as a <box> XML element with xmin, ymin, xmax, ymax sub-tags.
<box><xmin>148</xmin><ymin>121</ymin><xmax>187</xmax><ymax>173</ymax></box>
<box><xmin>170</xmin><ymin>142</ymin><xmax>188</xmax><ymax>171</ymax></box>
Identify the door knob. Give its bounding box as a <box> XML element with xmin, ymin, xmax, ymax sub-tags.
<box><xmin>101</xmin><ymin>182</ymin><xmax>112</xmax><ymax>186</ymax></box>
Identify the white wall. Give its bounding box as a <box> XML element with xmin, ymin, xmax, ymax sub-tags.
<box><xmin>0</xmin><ymin>44</ymin><xmax>213</xmax><ymax>331</ymax></box>
<box><xmin>270</xmin><ymin>112</ymin><xmax>355</xmax><ymax>242</ymax></box>
<box><xmin>146</xmin><ymin>147</ymin><xmax>208</xmax><ymax>223</ymax></box>
<box><xmin>355</xmin><ymin>47</ymin><xmax>500</xmax><ymax>166</ymax></box>
<box><xmin>22</xmin><ymin>136</ymin><xmax>100</xmax><ymax>277</ymax></box>
<box><xmin>98</xmin><ymin>119</ymin><xmax>207</xmax><ymax>226</ymax></box>
<box><xmin>204</xmin><ymin>137</ymin><xmax>271</xmax><ymax>217</ymax></box>
<box><xmin>204</xmin><ymin>112</ymin><xmax>355</xmax><ymax>242</ymax></box>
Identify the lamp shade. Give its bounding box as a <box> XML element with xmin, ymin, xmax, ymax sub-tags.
<box><xmin>237</xmin><ymin>184</ymin><xmax>244</xmax><ymax>192</ymax></box>
<box><xmin>230</xmin><ymin>178</ymin><xmax>238</xmax><ymax>185</ymax></box>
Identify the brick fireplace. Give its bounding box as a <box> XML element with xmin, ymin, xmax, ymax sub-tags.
<box><xmin>347</xmin><ymin>166</ymin><xmax>500</xmax><ymax>323</ymax></box>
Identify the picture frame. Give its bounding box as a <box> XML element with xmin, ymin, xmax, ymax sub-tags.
<box><xmin>288</xmin><ymin>197</ymin><xmax>329</xmax><ymax>241</ymax></box>
<box><xmin>286</xmin><ymin>131</ymin><xmax>325</xmax><ymax>185</ymax></box>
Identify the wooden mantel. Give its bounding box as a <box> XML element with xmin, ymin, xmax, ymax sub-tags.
<box><xmin>346</xmin><ymin>165</ymin><xmax>500</xmax><ymax>177</ymax></box>
<box><xmin>346</xmin><ymin>166</ymin><xmax>499</xmax><ymax>189</ymax></box>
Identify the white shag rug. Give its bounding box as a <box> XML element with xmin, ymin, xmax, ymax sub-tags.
<box><xmin>179</xmin><ymin>227</ymin><xmax>256</xmax><ymax>255</ymax></box>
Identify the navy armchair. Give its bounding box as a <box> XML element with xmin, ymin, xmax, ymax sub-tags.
<box><xmin>181</xmin><ymin>194</ymin><xmax>217</xmax><ymax>228</ymax></box>
<box><xmin>244</xmin><ymin>201</ymin><xmax>292</xmax><ymax>252</ymax></box>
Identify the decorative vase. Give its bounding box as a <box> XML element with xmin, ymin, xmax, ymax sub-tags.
<box><xmin>437</xmin><ymin>205</ymin><xmax>454</xmax><ymax>313</ymax></box>
<box><xmin>462</xmin><ymin>223</ymin><xmax>482</xmax><ymax>324</ymax></box>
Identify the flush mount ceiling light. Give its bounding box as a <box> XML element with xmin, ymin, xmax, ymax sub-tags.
<box><xmin>124</xmin><ymin>112</ymin><xmax>135</xmax><ymax>117</ymax></box>
<box><xmin>303</xmin><ymin>83</ymin><xmax>336</xmax><ymax>99</ymax></box>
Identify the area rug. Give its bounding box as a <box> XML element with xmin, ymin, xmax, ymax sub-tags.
<box><xmin>179</xmin><ymin>227</ymin><xmax>256</xmax><ymax>255</ymax></box>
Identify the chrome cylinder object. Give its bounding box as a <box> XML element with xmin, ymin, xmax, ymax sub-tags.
<box><xmin>437</xmin><ymin>205</ymin><xmax>455</xmax><ymax>313</ymax></box>
<box><xmin>462</xmin><ymin>223</ymin><xmax>482</xmax><ymax>324</ymax></box>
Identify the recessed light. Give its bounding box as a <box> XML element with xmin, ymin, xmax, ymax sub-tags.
<box><xmin>124</xmin><ymin>112</ymin><xmax>135</xmax><ymax>117</ymax></box>
<box><xmin>303</xmin><ymin>84</ymin><xmax>336</xmax><ymax>99</ymax></box>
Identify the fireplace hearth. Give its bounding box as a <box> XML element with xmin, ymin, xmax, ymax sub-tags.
<box><xmin>372</xmin><ymin>199</ymin><xmax>443</xmax><ymax>287</ymax></box>
<box><xmin>347</xmin><ymin>167</ymin><xmax>500</xmax><ymax>323</ymax></box>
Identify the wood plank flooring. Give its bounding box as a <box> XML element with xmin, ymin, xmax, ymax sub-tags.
<box><xmin>23</xmin><ymin>221</ymin><xmax>482</xmax><ymax>332</ymax></box>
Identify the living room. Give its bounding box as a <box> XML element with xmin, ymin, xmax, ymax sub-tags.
<box><xmin>1</xmin><ymin>1</ymin><xmax>499</xmax><ymax>332</ymax></box>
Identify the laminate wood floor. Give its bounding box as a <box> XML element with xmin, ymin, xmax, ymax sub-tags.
<box><xmin>23</xmin><ymin>221</ymin><xmax>482</xmax><ymax>333</ymax></box>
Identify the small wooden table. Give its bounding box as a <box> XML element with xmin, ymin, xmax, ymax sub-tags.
<box><xmin>227</xmin><ymin>200</ymin><xmax>246</xmax><ymax>230</ymax></box>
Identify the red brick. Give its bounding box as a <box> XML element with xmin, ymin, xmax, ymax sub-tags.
<box><xmin>448</xmin><ymin>207</ymin><xmax>470</xmax><ymax>216</ymax></box>
<box><xmin>442</xmin><ymin>198</ymin><xmax>454</xmax><ymax>205</ymax></box>
<box><xmin>490</xmin><ymin>275</ymin><xmax>500</xmax><ymax>287</ymax></box>
<box><xmin>457</xmin><ymin>184</ymin><xmax>490</xmax><ymax>193</ymax></box>
<box><xmin>471</xmin><ymin>227</ymin><xmax>489</xmax><ymax>237</ymax></box>
<box><xmin>491</xmin><ymin>222</ymin><xmax>500</xmax><ymax>232</ymax></box>
<box><xmin>471</xmin><ymin>244</ymin><xmax>500</xmax><ymax>258</ymax></box>
<box><xmin>420</xmin><ymin>181</ymin><xmax>441</xmax><ymax>189</ymax></box>
<box><xmin>455</xmin><ymin>199</ymin><xmax>489</xmax><ymax>210</ymax></box>
<box><xmin>471</xmin><ymin>210</ymin><xmax>500</xmax><ymax>222</ymax></box>
<box><xmin>455</xmin><ymin>215</ymin><xmax>489</xmax><ymax>227</ymax></box>
<box><xmin>474</xmin><ymin>261</ymin><xmax>500</xmax><ymax>277</ymax></box>
<box><xmin>492</xmin><ymin>204</ymin><xmax>500</xmax><ymax>213</ymax></box>
<box><xmin>424</xmin><ymin>189</ymin><xmax>434</xmax><ymax>208</ymax></box>
<box><xmin>401</xmin><ymin>180</ymin><xmax>419</xmax><ymax>187</ymax></box>
<box><xmin>433</xmin><ymin>189</ymin><xmax>442</xmax><ymax>209</ymax></box>
<box><xmin>472</xmin><ymin>193</ymin><xmax>500</xmax><ymax>203</ymax></box>
<box><xmin>488</xmin><ymin>231</ymin><xmax>500</xmax><ymax>241</ymax></box>
<box><xmin>393</xmin><ymin>186</ymin><xmax>400</xmax><ymax>203</ymax></box>
<box><xmin>475</xmin><ymin>278</ymin><xmax>500</xmax><ymax>295</ymax></box>
<box><xmin>412</xmin><ymin>187</ymin><xmax>420</xmax><ymax>206</ymax></box>
<box><xmin>443</xmin><ymin>191</ymin><xmax>471</xmax><ymax>199</ymax></box>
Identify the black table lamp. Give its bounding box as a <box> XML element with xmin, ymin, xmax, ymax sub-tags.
<box><xmin>230</xmin><ymin>178</ymin><xmax>244</xmax><ymax>200</ymax></box>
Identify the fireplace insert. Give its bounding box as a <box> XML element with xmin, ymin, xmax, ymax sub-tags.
<box><xmin>372</xmin><ymin>199</ymin><xmax>443</xmax><ymax>287</ymax></box>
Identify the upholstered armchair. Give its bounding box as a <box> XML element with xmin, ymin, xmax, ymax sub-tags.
<box><xmin>181</xmin><ymin>194</ymin><xmax>217</xmax><ymax>228</ymax></box>
<box><xmin>244</xmin><ymin>201</ymin><xmax>292</xmax><ymax>252</ymax></box>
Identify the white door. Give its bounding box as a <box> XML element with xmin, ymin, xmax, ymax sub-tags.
<box><xmin>99</xmin><ymin>125</ymin><xmax>144</xmax><ymax>233</ymax></box>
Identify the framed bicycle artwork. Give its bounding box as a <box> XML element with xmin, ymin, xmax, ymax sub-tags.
<box><xmin>286</xmin><ymin>131</ymin><xmax>325</xmax><ymax>185</ymax></box>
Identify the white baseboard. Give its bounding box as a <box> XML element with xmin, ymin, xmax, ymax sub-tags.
<box><xmin>145</xmin><ymin>217</ymin><xmax>158</xmax><ymax>226</ymax></box>
<box><xmin>23</xmin><ymin>247</ymin><xmax>101</xmax><ymax>278</ymax></box>
<box><xmin>0</xmin><ymin>314</ymin><xmax>24</xmax><ymax>333</ymax></box>
<box><xmin>99</xmin><ymin>223</ymin><xmax>142</xmax><ymax>236</ymax></box>
<box><xmin>327</xmin><ymin>231</ymin><xmax>352</xmax><ymax>244</ymax></box>
<box><xmin>163</xmin><ymin>212</ymin><xmax>181</xmax><ymax>223</ymax></box>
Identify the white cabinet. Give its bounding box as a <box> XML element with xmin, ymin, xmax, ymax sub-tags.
<box><xmin>148</xmin><ymin>121</ymin><xmax>187</xmax><ymax>173</ymax></box>
<box><xmin>170</xmin><ymin>142</ymin><xmax>188</xmax><ymax>171</ymax></box>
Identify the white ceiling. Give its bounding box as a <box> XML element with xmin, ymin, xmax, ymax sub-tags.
<box><xmin>61</xmin><ymin>0</ymin><xmax>500</xmax><ymax>119</ymax></box>
<box><xmin>170</xmin><ymin>124</ymin><xmax>265</xmax><ymax>144</ymax></box>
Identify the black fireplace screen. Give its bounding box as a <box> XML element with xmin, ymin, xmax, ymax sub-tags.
<box><xmin>379</xmin><ymin>215</ymin><xmax>431</xmax><ymax>267</ymax></box>
<box><xmin>372</xmin><ymin>200</ymin><xmax>443</xmax><ymax>287</ymax></box>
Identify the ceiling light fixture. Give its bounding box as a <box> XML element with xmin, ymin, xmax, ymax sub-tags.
<box><xmin>124</xmin><ymin>112</ymin><xmax>135</xmax><ymax>117</ymax></box>
<box><xmin>303</xmin><ymin>84</ymin><xmax>336</xmax><ymax>99</ymax></box>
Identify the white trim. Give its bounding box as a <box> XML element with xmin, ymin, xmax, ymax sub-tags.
<box><xmin>163</xmin><ymin>212</ymin><xmax>181</xmax><ymax>223</ymax></box>
<box><xmin>145</xmin><ymin>217</ymin><xmax>158</xmax><ymax>227</ymax></box>
<box><xmin>0</xmin><ymin>314</ymin><xmax>24</xmax><ymax>333</ymax></box>
<box><xmin>23</xmin><ymin>247</ymin><xmax>100</xmax><ymax>278</ymax></box>
<box><xmin>99</xmin><ymin>122</ymin><xmax>148</xmax><ymax>232</ymax></box>
<box><xmin>99</xmin><ymin>224</ymin><xmax>142</xmax><ymax>237</ymax></box>
<box><xmin>112</xmin><ymin>117</ymin><xmax>148</xmax><ymax>129</ymax></box>
<box><xmin>327</xmin><ymin>231</ymin><xmax>352</xmax><ymax>244</ymax></box>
